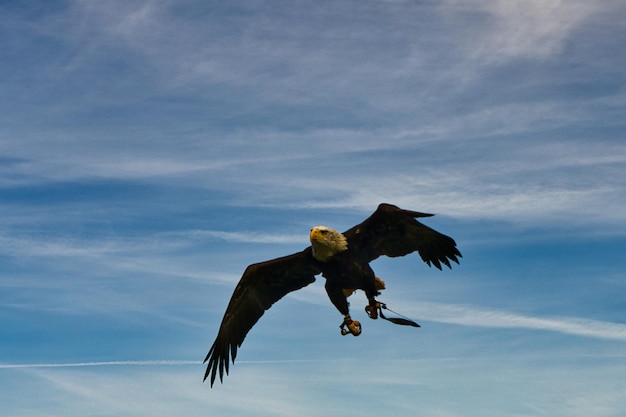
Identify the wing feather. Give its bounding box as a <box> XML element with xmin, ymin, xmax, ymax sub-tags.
<box><xmin>203</xmin><ymin>248</ymin><xmax>319</xmax><ymax>387</ymax></box>
<box><xmin>343</xmin><ymin>203</ymin><xmax>462</xmax><ymax>269</ymax></box>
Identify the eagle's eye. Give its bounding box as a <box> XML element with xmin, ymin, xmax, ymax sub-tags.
<box><xmin>320</xmin><ymin>229</ymin><xmax>328</xmax><ymax>234</ymax></box>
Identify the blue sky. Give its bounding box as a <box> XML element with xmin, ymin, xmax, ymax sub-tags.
<box><xmin>1</xmin><ymin>0</ymin><xmax>625</xmax><ymax>416</ymax></box>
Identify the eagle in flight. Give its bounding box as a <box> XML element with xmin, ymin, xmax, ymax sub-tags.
<box><xmin>203</xmin><ymin>203</ymin><xmax>461</xmax><ymax>386</ymax></box>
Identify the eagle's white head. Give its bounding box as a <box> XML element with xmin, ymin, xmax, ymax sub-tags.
<box><xmin>309</xmin><ymin>226</ymin><xmax>348</xmax><ymax>262</ymax></box>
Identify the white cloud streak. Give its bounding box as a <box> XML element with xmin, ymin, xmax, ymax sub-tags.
<box><xmin>182</xmin><ymin>230</ymin><xmax>305</xmax><ymax>245</ymax></box>
<box><xmin>455</xmin><ymin>0</ymin><xmax>601</xmax><ymax>61</ymax></box>
<box><xmin>5</xmin><ymin>354</ymin><xmax>624</xmax><ymax>417</ymax></box>
<box><xmin>0</xmin><ymin>360</ymin><xmax>198</xmax><ymax>369</ymax></box>
<box><xmin>407</xmin><ymin>302</ymin><xmax>626</xmax><ymax>341</ymax></box>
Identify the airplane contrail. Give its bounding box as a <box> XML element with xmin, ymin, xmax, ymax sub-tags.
<box><xmin>0</xmin><ymin>360</ymin><xmax>199</xmax><ymax>369</ymax></box>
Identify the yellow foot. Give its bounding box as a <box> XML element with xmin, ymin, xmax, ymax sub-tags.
<box><xmin>340</xmin><ymin>319</ymin><xmax>362</xmax><ymax>336</ymax></box>
<box><xmin>365</xmin><ymin>302</ymin><xmax>381</xmax><ymax>319</ymax></box>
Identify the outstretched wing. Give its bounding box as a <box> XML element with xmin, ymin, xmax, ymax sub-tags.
<box><xmin>343</xmin><ymin>203</ymin><xmax>462</xmax><ymax>269</ymax></box>
<box><xmin>203</xmin><ymin>248</ymin><xmax>320</xmax><ymax>387</ymax></box>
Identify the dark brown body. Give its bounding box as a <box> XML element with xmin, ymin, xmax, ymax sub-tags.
<box><xmin>317</xmin><ymin>249</ymin><xmax>379</xmax><ymax>316</ymax></box>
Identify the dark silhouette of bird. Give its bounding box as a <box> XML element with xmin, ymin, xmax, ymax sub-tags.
<box><xmin>203</xmin><ymin>203</ymin><xmax>461</xmax><ymax>386</ymax></box>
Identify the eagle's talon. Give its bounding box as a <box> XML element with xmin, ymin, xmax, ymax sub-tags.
<box><xmin>365</xmin><ymin>304</ymin><xmax>378</xmax><ymax>320</ymax></box>
<box><xmin>340</xmin><ymin>318</ymin><xmax>362</xmax><ymax>336</ymax></box>
<box><xmin>347</xmin><ymin>320</ymin><xmax>361</xmax><ymax>336</ymax></box>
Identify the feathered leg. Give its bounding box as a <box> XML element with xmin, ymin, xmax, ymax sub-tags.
<box><xmin>325</xmin><ymin>280</ymin><xmax>361</xmax><ymax>336</ymax></box>
<box><xmin>363</xmin><ymin>274</ymin><xmax>383</xmax><ymax>320</ymax></box>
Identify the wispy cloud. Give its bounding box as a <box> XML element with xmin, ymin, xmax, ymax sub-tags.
<box><xmin>0</xmin><ymin>360</ymin><xmax>198</xmax><ymax>369</ymax></box>
<box><xmin>452</xmin><ymin>0</ymin><xmax>601</xmax><ymax>62</ymax></box>
<box><xmin>2</xmin><ymin>0</ymin><xmax>624</xmax><ymax>234</ymax></box>
<box><xmin>180</xmin><ymin>230</ymin><xmax>305</xmax><ymax>245</ymax></box>
<box><xmin>407</xmin><ymin>302</ymin><xmax>626</xmax><ymax>341</ymax></box>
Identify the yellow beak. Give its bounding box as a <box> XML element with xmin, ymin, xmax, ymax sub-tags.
<box><xmin>309</xmin><ymin>228</ymin><xmax>321</xmax><ymax>242</ymax></box>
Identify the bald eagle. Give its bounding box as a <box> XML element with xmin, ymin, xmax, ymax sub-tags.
<box><xmin>204</xmin><ymin>203</ymin><xmax>461</xmax><ymax>386</ymax></box>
